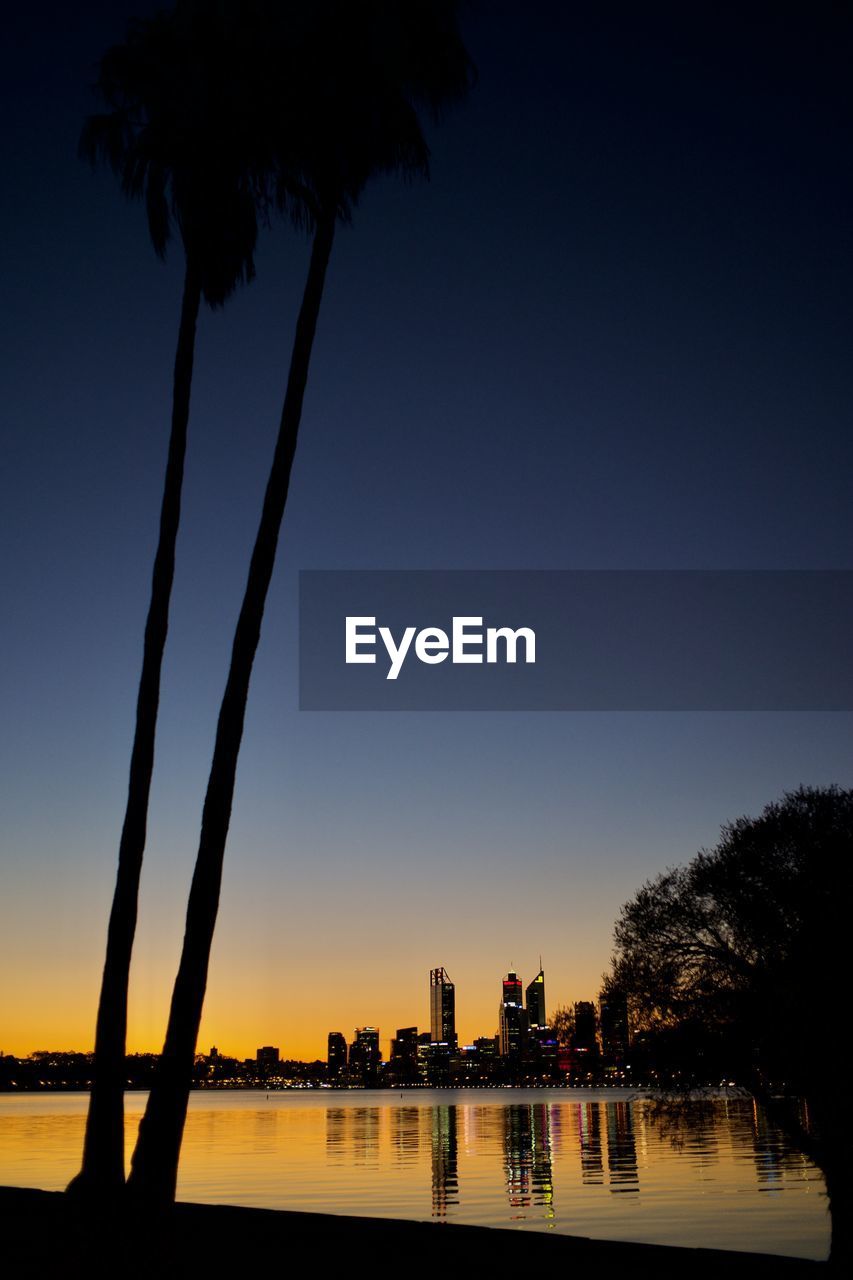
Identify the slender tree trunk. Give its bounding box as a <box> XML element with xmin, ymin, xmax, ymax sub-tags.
<box><xmin>127</xmin><ymin>213</ymin><xmax>336</xmax><ymax>1205</ymax></box>
<box><xmin>68</xmin><ymin>265</ymin><xmax>201</xmax><ymax>1197</ymax></box>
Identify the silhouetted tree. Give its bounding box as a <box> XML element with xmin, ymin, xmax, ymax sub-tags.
<box><xmin>550</xmin><ymin>1004</ymin><xmax>574</xmax><ymax>1049</ymax></box>
<box><xmin>609</xmin><ymin>785</ymin><xmax>851</xmax><ymax>1265</ymax></box>
<box><xmin>70</xmin><ymin>2</ymin><xmax>268</xmax><ymax>1198</ymax></box>
<box><xmin>126</xmin><ymin>1</ymin><xmax>474</xmax><ymax>1204</ymax></box>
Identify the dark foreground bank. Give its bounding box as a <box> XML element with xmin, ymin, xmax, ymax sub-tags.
<box><xmin>1</xmin><ymin>1185</ymin><xmax>824</xmax><ymax>1278</ymax></box>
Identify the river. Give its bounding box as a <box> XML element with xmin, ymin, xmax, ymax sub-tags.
<box><xmin>0</xmin><ymin>1089</ymin><xmax>828</xmax><ymax>1258</ymax></box>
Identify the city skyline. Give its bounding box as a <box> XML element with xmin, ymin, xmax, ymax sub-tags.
<box><xmin>4</xmin><ymin>959</ymin><xmax>607</xmax><ymax>1064</ymax></box>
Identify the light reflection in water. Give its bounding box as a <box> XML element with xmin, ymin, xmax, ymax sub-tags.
<box><xmin>578</xmin><ymin>1102</ymin><xmax>603</xmax><ymax>1185</ymax></box>
<box><xmin>431</xmin><ymin>1105</ymin><xmax>458</xmax><ymax>1217</ymax></box>
<box><xmin>499</xmin><ymin>1105</ymin><xmax>555</xmax><ymax>1217</ymax></box>
<box><xmin>0</xmin><ymin>1090</ymin><xmax>829</xmax><ymax>1259</ymax></box>
<box><xmin>606</xmin><ymin>1102</ymin><xmax>638</xmax><ymax>1193</ymax></box>
<box><xmin>390</xmin><ymin>1105</ymin><xmax>420</xmax><ymax>1165</ymax></box>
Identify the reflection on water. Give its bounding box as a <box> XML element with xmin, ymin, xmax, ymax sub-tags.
<box><xmin>578</xmin><ymin>1102</ymin><xmax>603</xmax><ymax>1185</ymax></box>
<box><xmin>607</xmin><ymin>1102</ymin><xmax>638</xmax><ymax>1192</ymax></box>
<box><xmin>431</xmin><ymin>1106</ymin><xmax>458</xmax><ymax>1216</ymax></box>
<box><xmin>501</xmin><ymin>1104</ymin><xmax>555</xmax><ymax>1217</ymax></box>
<box><xmin>0</xmin><ymin>1090</ymin><xmax>828</xmax><ymax>1258</ymax></box>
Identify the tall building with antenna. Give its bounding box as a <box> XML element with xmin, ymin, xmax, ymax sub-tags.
<box><xmin>498</xmin><ymin>969</ymin><xmax>528</xmax><ymax>1056</ymax></box>
<box><xmin>526</xmin><ymin>964</ymin><xmax>546</xmax><ymax>1029</ymax></box>
<box><xmin>430</xmin><ymin>967</ymin><xmax>457</xmax><ymax>1047</ymax></box>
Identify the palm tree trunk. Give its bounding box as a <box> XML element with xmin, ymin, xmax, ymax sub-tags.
<box><xmin>68</xmin><ymin>264</ymin><xmax>201</xmax><ymax>1197</ymax></box>
<box><xmin>127</xmin><ymin>212</ymin><xmax>336</xmax><ymax>1205</ymax></box>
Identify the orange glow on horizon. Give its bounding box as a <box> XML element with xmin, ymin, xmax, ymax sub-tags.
<box><xmin>4</xmin><ymin>951</ymin><xmax>613</xmax><ymax>1063</ymax></box>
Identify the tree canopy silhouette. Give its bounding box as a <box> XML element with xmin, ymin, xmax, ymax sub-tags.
<box><xmin>70</xmin><ymin>0</ymin><xmax>272</xmax><ymax>1198</ymax></box>
<box><xmin>125</xmin><ymin>0</ymin><xmax>475</xmax><ymax>1205</ymax></box>
<box><xmin>609</xmin><ymin>784</ymin><xmax>851</xmax><ymax>1264</ymax></box>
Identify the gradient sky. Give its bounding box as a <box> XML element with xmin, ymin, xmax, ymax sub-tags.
<box><xmin>2</xmin><ymin>1</ymin><xmax>852</xmax><ymax>1061</ymax></box>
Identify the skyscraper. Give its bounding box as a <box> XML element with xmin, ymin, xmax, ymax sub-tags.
<box><xmin>349</xmin><ymin>1026</ymin><xmax>381</xmax><ymax>1084</ymax></box>
<box><xmin>390</xmin><ymin>1026</ymin><xmax>420</xmax><ymax>1083</ymax></box>
<box><xmin>573</xmin><ymin>1001</ymin><xmax>598</xmax><ymax>1053</ymax></box>
<box><xmin>327</xmin><ymin>1031</ymin><xmax>347</xmax><ymax>1078</ymax></box>
<box><xmin>526</xmin><ymin>967</ymin><xmax>546</xmax><ymax>1029</ymax></box>
<box><xmin>498</xmin><ymin>969</ymin><xmax>528</xmax><ymax>1056</ymax></box>
<box><xmin>430</xmin><ymin>967</ymin><xmax>457</xmax><ymax>1047</ymax></box>
<box><xmin>599</xmin><ymin>989</ymin><xmax>630</xmax><ymax>1063</ymax></box>
<box><xmin>502</xmin><ymin>970</ymin><xmax>522</xmax><ymax>1006</ymax></box>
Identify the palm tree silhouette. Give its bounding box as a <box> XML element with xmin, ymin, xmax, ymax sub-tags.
<box><xmin>69</xmin><ymin>2</ymin><xmax>267</xmax><ymax>1197</ymax></box>
<box><xmin>126</xmin><ymin>0</ymin><xmax>474</xmax><ymax>1204</ymax></box>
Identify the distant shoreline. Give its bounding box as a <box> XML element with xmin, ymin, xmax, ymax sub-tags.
<box><xmin>0</xmin><ymin>1082</ymin><xmax>750</xmax><ymax>1094</ymax></box>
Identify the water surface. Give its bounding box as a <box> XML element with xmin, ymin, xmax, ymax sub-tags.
<box><xmin>0</xmin><ymin>1089</ymin><xmax>827</xmax><ymax>1258</ymax></box>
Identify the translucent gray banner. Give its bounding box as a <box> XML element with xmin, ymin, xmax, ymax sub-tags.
<box><xmin>298</xmin><ymin>571</ymin><xmax>853</xmax><ymax>711</ymax></box>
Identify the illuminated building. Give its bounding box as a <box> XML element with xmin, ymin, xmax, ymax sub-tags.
<box><xmin>349</xmin><ymin>1026</ymin><xmax>381</xmax><ymax>1083</ymax></box>
<box><xmin>430</xmin><ymin>967</ymin><xmax>457</xmax><ymax>1048</ymax></box>
<box><xmin>526</xmin><ymin>967</ymin><xmax>546</xmax><ymax>1029</ymax></box>
<box><xmin>327</xmin><ymin>1031</ymin><xmax>347</xmax><ymax>1078</ymax></box>
<box><xmin>474</xmin><ymin>1035</ymin><xmax>498</xmax><ymax>1059</ymax></box>
<box><xmin>599</xmin><ymin>989</ymin><xmax>630</xmax><ymax>1063</ymax></box>
<box><xmin>390</xmin><ymin>1026</ymin><xmax>419</xmax><ymax>1083</ymax></box>
<box><xmin>498</xmin><ymin>970</ymin><xmax>528</xmax><ymax>1056</ymax></box>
